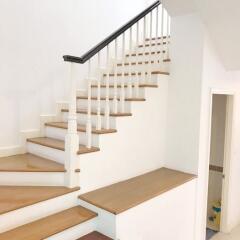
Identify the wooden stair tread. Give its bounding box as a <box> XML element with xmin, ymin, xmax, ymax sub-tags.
<box><xmin>0</xmin><ymin>186</ymin><xmax>79</xmax><ymax>215</ymax></box>
<box><xmin>45</xmin><ymin>122</ymin><xmax>117</xmax><ymax>134</ymax></box>
<box><xmin>79</xmin><ymin>168</ymin><xmax>196</xmax><ymax>215</ymax></box>
<box><xmin>138</xmin><ymin>42</ymin><xmax>169</xmax><ymax>47</ymax></box>
<box><xmin>61</xmin><ymin>109</ymin><xmax>132</xmax><ymax>117</ymax></box>
<box><xmin>145</xmin><ymin>36</ymin><xmax>168</xmax><ymax>41</ymax></box>
<box><xmin>78</xmin><ymin>231</ymin><xmax>113</xmax><ymax>240</ymax></box>
<box><xmin>91</xmin><ymin>83</ymin><xmax>158</xmax><ymax>88</ymax></box>
<box><xmin>27</xmin><ymin>137</ymin><xmax>100</xmax><ymax>155</ymax></box>
<box><xmin>0</xmin><ymin>153</ymin><xmax>65</xmax><ymax>172</ymax></box>
<box><xmin>0</xmin><ymin>206</ymin><xmax>97</xmax><ymax>240</ymax></box>
<box><xmin>103</xmin><ymin>70</ymin><xmax>169</xmax><ymax>77</ymax></box>
<box><xmin>77</xmin><ymin>96</ymin><xmax>146</xmax><ymax>101</ymax></box>
<box><xmin>117</xmin><ymin>59</ymin><xmax>170</xmax><ymax>66</ymax></box>
<box><xmin>126</xmin><ymin>50</ymin><xmax>165</xmax><ymax>57</ymax></box>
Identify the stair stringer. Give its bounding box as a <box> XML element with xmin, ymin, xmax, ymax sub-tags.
<box><xmin>77</xmin><ymin>75</ymin><xmax>169</xmax><ymax>194</ymax></box>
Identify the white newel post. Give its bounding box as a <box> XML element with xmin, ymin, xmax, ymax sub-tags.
<box><xmin>65</xmin><ymin>62</ymin><xmax>79</xmax><ymax>188</ymax></box>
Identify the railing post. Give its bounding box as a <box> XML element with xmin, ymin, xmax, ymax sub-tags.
<box><xmin>96</xmin><ymin>52</ymin><xmax>102</xmax><ymax>130</ymax></box>
<box><xmin>113</xmin><ymin>39</ymin><xmax>118</xmax><ymax>113</ymax></box>
<box><xmin>120</xmin><ymin>33</ymin><xmax>126</xmax><ymax>113</ymax></box>
<box><xmin>65</xmin><ymin>62</ymin><xmax>79</xmax><ymax>187</ymax></box>
<box><xmin>128</xmin><ymin>27</ymin><xmax>133</xmax><ymax>98</ymax></box>
<box><xmin>86</xmin><ymin>60</ymin><xmax>92</xmax><ymax>148</ymax></box>
<box><xmin>105</xmin><ymin>45</ymin><xmax>110</xmax><ymax>129</ymax></box>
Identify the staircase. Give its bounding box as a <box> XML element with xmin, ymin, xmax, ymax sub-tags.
<box><xmin>0</xmin><ymin>1</ymin><xmax>197</xmax><ymax>239</ymax></box>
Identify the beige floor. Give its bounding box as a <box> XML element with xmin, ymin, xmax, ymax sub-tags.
<box><xmin>211</xmin><ymin>225</ymin><xmax>240</xmax><ymax>240</ymax></box>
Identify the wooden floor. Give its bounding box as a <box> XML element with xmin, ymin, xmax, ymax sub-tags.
<box><xmin>0</xmin><ymin>186</ymin><xmax>79</xmax><ymax>214</ymax></box>
<box><xmin>79</xmin><ymin>168</ymin><xmax>196</xmax><ymax>215</ymax></box>
<box><xmin>0</xmin><ymin>153</ymin><xmax>65</xmax><ymax>172</ymax></box>
<box><xmin>78</xmin><ymin>231</ymin><xmax>113</xmax><ymax>240</ymax></box>
<box><xmin>27</xmin><ymin>137</ymin><xmax>100</xmax><ymax>155</ymax></box>
<box><xmin>0</xmin><ymin>206</ymin><xmax>97</xmax><ymax>240</ymax></box>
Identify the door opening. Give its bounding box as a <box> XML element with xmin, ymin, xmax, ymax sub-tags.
<box><xmin>206</xmin><ymin>93</ymin><xmax>234</xmax><ymax>240</ymax></box>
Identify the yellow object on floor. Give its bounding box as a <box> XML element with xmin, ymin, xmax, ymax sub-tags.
<box><xmin>209</xmin><ymin>200</ymin><xmax>221</xmax><ymax>228</ymax></box>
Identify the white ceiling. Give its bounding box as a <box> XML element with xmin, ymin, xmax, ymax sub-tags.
<box><xmin>165</xmin><ymin>0</ymin><xmax>240</xmax><ymax>70</ymax></box>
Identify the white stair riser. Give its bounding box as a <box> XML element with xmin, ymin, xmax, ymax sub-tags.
<box><xmin>76</xmin><ymin>99</ymin><xmax>132</xmax><ymax>113</ymax></box>
<box><xmin>133</xmin><ymin>44</ymin><xmax>168</xmax><ymax>53</ymax></box>
<box><xmin>0</xmin><ymin>172</ymin><xmax>64</xmax><ymax>186</ymax></box>
<box><xmin>102</xmin><ymin>74</ymin><xmax>159</xmax><ymax>85</ymax></box>
<box><xmin>46</xmin><ymin>218</ymin><xmax>97</xmax><ymax>240</ymax></box>
<box><xmin>0</xmin><ymin>191</ymin><xmax>79</xmax><ymax>233</ymax></box>
<box><xmin>45</xmin><ymin>126</ymin><xmax>99</xmax><ymax>147</ymax></box>
<box><xmin>27</xmin><ymin>142</ymin><xmax>65</xmax><ymax>165</ymax></box>
<box><xmin>90</xmin><ymin>87</ymin><xmax>145</xmax><ymax>99</ymax></box>
<box><xmin>62</xmin><ymin>112</ymin><xmax>117</xmax><ymax>129</ymax></box>
<box><xmin>124</xmin><ymin>53</ymin><xmax>166</xmax><ymax>63</ymax></box>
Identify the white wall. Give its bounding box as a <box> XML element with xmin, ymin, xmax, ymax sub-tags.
<box><xmin>164</xmin><ymin>11</ymin><xmax>240</xmax><ymax>240</ymax></box>
<box><xmin>0</xmin><ymin>0</ymin><xmax>146</xmax><ymax>148</ymax></box>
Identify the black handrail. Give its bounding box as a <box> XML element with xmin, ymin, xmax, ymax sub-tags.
<box><xmin>63</xmin><ymin>0</ymin><xmax>161</xmax><ymax>64</ymax></box>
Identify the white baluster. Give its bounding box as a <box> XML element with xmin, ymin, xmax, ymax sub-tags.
<box><xmin>120</xmin><ymin>33</ymin><xmax>125</xmax><ymax>113</ymax></box>
<box><xmin>96</xmin><ymin>52</ymin><xmax>102</xmax><ymax>130</ymax></box>
<box><xmin>65</xmin><ymin>62</ymin><xmax>79</xmax><ymax>187</ymax></box>
<box><xmin>134</xmin><ymin>21</ymin><xmax>140</xmax><ymax>97</ymax></box>
<box><xmin>128</xmin><ymin>27</ymin><xmax>133</xmax><ymax>98</ymax></box>
<box><xmin>148</xmin><ymin>11</ymin><xmax>153</xmax><ymax>83</ymax></box>
<box><xmin>143</xmin><ymin>16</ymin><xmax>147</xmax><ymax>83</ymax></box>
<box><xmin>161</xmin><ymin>4</ymin><xmax>165</xmax><ymax>63</ymax></box>
<box><xmin>113</xmin><ymin>39</ymin><xmax>118</xmax><ymax>113</ymax></box>
<box><xmin>166</xmin><ymin>13</ymin><xmax>170</xmax><ymax>60</ymax></box>
<box><xmin>156</xmin><ymin>6</ymin><xmax>159</xmax><ymax>60</ymax></box>
<box><xmin>86</xmin><ymin>59</ymin><xmax>92</xmax><ymax>148</ymax></box>
<box><xmin>105</xmin><ymin>45</ymin><xmax>110</xmax><ymax>129</ymax></box>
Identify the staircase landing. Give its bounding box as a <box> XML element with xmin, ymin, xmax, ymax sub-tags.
<box><xmin>79</xmin><ymin>168</ymin><xmax>196</xmax><ymax>215</ymax></box>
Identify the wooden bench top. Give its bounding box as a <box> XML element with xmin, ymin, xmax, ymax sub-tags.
<box><xmin>79</xmin><ymin>168</ymin><xmax>196</xmax><ymax>215</ymax></box>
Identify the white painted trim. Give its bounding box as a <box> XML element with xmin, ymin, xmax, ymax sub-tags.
<box><xmin>0</xmin><ymin>145</ymin><xmax>22</xmax><ymax>158</ymax></box>
<box><xmin>207</xmin><ymin>89</ymin><xmax>236</xmax><ymax>234</ymax></box>
<box><xmin>221</xmin><ymin>94</ymin><xmax>235</xmax><ymax>233</ymax></box>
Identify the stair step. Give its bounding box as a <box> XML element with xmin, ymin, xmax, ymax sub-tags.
<box><xmin>45</xmin><ymin>122</ymin><xmax>117</xmax><ymax>134</ymax></box>
<box><xmin>91</xmin><ymin>83</ymin><xmax>158</xmax><ymax>88</ymax></box>
<box><xmin>77</xmin><ymin>96</ymin><xmax>146</xmax><ymax>101</ymax></box>
<box><xmin>61</xmin><ymin>109</ymin><xmax>132</xmax><ymax>117</ymax></box>
<box><xmin>0</xmin><ymin>153</ymin><xmax>65</xmax><ymax>172</ymax></box>
<box><xmin>138</xmin><ymin>42</ymin><xmax>169</xmax><ymax>48</ymax></box>
<box><xmin>145</xmin><ymin>36</ymin><xmax>169</xmax><ymax>41</ymax></box>
<box><xmin>117</xmin><ymin>59</ymin><xmax>170</xmax><ymax>67</ymax></box>
<box><xmin>126</xmin><ymin>50</ymin><xmax>165</xmax><ymax>57</ymax></box>
<box><xmin>79</xmin><ymin>168</ymin><xmax>196</xmax><ymax>215</ymax></box>
<box><xmin>0</xmin><ymin>206</ymin><xmax>97</xmax><ymax>240</ymax></box>
<box><xmin>103</xmin><ymin>70</ymin><xmax>169</xmax><ymax>77</ymax></box>
<box><xmin>78</xmin><ymin>231</ymin><xmax>113</xmax><ymax>240</ymax></box>
<box><xmin>27</xmin><ymin>137</ymin><xmax>100</xmax><ymax>155</ymax></box>
<box><xmin>0</xmin><ymin>186</ymin><xmax>79</xmax><ymax>215</ymax></box>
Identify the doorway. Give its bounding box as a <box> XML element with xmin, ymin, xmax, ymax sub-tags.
<box><xmin>206</xmin><ymin>93</ymin><xmax>234</xmax><ymax>239</ymax></box>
